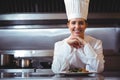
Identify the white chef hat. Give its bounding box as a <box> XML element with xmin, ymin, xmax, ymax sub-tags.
<box><xmin>64</xmin><ymin>0</ymin><xmax>90</xmax><ymax>20</ymax></box>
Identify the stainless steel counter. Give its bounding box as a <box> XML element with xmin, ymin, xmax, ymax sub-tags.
<box><xmin>0</xmin><ymin>71</ymin><xmax>120</xmax><ymax>80</ymax></box>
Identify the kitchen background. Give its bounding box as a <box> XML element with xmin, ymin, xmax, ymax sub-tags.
<box><xmin>0</xmin><ymin>0</ymin><xmax>120</xmax><ymax>73</ymax></box>
<box><xmin>0</xmin><ymin>0</ymin><xmax>120</xmax><ymax>27</ymax></box>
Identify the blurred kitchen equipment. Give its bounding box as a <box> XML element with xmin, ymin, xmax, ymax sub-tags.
<box><xmin>15</xmin><ymin>58</ymin><xmax>32</xmax><ymax>68</ymax></box>
<box><xmin>0</xmin><ymin>54</ymin><xmax>15</xmax><ymax>68</ymax></box>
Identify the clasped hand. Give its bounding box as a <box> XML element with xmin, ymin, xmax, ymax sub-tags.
<box><xmin>67</xmin><ymin>37</ymin><xmax>86</xmax><ymax>49</ymax></box>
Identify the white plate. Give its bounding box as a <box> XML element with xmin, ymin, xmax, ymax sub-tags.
<box><xmin>56</xmin><ymin>71</ymin><xmax>96</xmax><ymax>76</ymax></box>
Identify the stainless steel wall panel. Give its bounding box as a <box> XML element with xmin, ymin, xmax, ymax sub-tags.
<box><xmin>0</xmin><ymin>27</ymin><xmax>119</xmax><ymax>53</ymax></box>
<box><xmin>0</xmin><ymin>13</ymin><xmax>120</xmax><ymax>20</ymax></box>
<box><xmin>0</xmin><ymin>29</ymin><xmax>70</xmax><ymax>50</ymax></box>
<box><xmin>116</xmin><ymin>27</ymin><xmax>120</xmax><ymax>53</ymax></box>
<box><xmin>85</xmin><ymin>28</ymin><xmax>117</xmax><ymax>50</ymax></box>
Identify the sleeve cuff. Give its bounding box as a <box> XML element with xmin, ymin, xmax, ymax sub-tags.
<box><xmin>86</xmin><ymin>58</ymin><xmax>99</xmax><ymax>72</ymax></box>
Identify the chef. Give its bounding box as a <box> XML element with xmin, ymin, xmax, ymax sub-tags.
<box><xmin>52</xmin><ymin>0</ymin><xmax>105</xmax><ymax>73</ymax></box>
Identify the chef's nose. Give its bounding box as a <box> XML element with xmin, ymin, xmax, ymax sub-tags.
<box><xmin>75</xmin><ymin>23</ymin><xmax>81</xmax><ymax>29</ymax></box>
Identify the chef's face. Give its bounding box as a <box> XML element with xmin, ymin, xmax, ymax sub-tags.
<box><xmin>67</xmin><ymin>18</ymin><xmax>87</xmax><ymax>38</ymax></box>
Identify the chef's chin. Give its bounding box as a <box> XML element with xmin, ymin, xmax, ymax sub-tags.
<box><xmin>74</xmin><ymin>33</ymin><xmax>81</xmax><ymax>37</ymax></box>
<box><xmin>73</xmin><ymin>32</ymin><xmax>84</xmax><ymax>38</ymax></box>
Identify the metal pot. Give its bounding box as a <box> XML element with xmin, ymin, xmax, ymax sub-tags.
<box><xmin>16</xmin><ymin>59</ymin><xmax>32</xmax><ymax>68</ymax></box>
<box><xmin>0</xmin><ymin>54</ymin><xmax>14</xmax><ymax>66</ymax></box>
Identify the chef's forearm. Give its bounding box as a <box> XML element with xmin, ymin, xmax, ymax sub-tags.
<box><xmin>52</xmin><ymin>54</ymin><xmax>72</xmax><ymax>73</ymax></box>
<box><xmin>83</xmin><ymin>41</ymin><xmax>104</xmax><ymax>72</ymax></box>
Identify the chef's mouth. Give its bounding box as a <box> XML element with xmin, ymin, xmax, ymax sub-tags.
<box><xmin>74</xmin><ymin>30</ymin><xmax>83</xmax><ymax>33</ymax></box>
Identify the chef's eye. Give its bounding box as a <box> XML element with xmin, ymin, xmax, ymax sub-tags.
<box><xmin>78</xmin><ymin>21</ymin><xmax>84</xmax><ymax>25</ymax></box>
<box><xmin>71</xmin><ymin>21</ymin><xmax>76</xmax><ymax>25</ymax></box>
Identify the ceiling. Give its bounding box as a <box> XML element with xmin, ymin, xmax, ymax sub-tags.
<box><xmin>0</xmin><ymin>0</ymin><xmax>120</xmax><ymax>14</ymax></box>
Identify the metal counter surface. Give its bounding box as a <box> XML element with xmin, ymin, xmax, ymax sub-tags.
<box><xmin>0</xmin><ymin>71</ymin><xmax>120</xmax><ymax>80</ymax></box>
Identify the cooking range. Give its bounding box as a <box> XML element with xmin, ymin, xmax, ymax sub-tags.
<box><xmin>0</xmin><ymin>50</ymin><xmax>54</xmax><ymax>78</ymax></box>
<box><xmin>0</xmin><ymin>50</ymin><xmax>53</xmax><ymax>69</ymax></box>
<box><xmin>0</xmin><ymin>50</ymin><xmax>53</xmax><ymax>70</ymax></box>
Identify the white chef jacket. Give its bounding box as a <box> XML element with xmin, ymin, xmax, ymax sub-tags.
<box><xmin>52</xmin><ymin>35</ymin><xmax>104</xmax><ymax>73</ymax></box>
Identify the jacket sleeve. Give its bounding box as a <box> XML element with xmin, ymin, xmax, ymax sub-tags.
<box><xmin>51</xmin><ymin>40</ymin><xmax>73</xmax><ymax>73</ymax></box>
<box><xmin>81</xmin><ymin>40</ymin><xmax>105</xmax><ymax>73</ymax></box>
